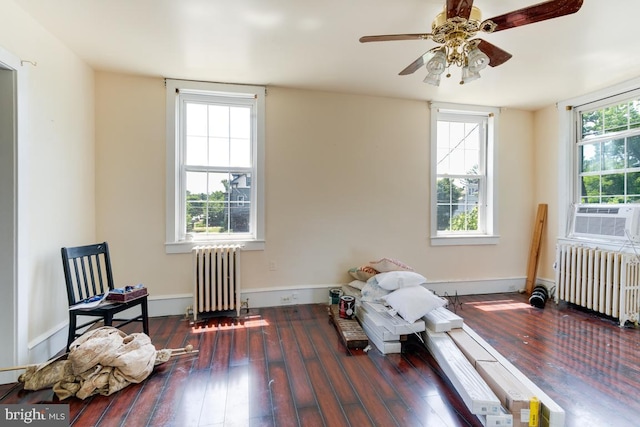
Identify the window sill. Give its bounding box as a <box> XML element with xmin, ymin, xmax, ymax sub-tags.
<box><xmin>165</xmin><ymin>240</ymin><xmax>265</xmax><ymax>254</ymax></box>
<box><xmin>430</xmin><ymin>235</ymin><xmax>500</xmax><ymax>246</ymax></box>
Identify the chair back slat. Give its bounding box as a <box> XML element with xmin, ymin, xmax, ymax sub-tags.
<box><xmin>62</xmin><ymin>242</ymin><xmax>115</xmax><ymax>305</ymax></box>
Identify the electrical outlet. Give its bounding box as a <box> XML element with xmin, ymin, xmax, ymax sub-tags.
<box><xmin>269</xmin><ymin>261</ymin><xmax>277</xmax><ymax>271</ymax></box>
<box><xmin>281</xmin><ymin>295</ymin><xmax>292</xmax><ymax>304</ymax></box>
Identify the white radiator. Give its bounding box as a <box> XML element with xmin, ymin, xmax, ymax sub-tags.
<box><xmin>555</xmin><ymin>244</ymin><xmax>640</xmax><ymax>326</ymax></box>
<box><xmin>192</xmin><ymin>245</ymin><xmax>242</xmax><ymax>321</ymax></box>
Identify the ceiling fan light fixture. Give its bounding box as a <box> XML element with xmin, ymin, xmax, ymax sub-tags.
<box><xmin>426</xmin><ymin>48</ymin><xmax>447</xmax><ymax>75</ymax></box>
<box><xmin>467</xmin><ymin>46</ymin><xmax>489</xmax><ymax>72</ymax></box>
<box><xmin>424</xmin><ymin>48</ymin><xmax>446</xmax><ymax>86</ymax></box>
<box><xmin>460</xmin><ymin>66</ymin><xmax>480</xmax><ymax>85</ymax></box>
<box><xmin>423</xmin><ymin>72</ymin><xmax>442</xmax><ymax>86</ymax></box>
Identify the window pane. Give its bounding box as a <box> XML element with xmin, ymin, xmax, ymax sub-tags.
<box><xmin>208</xmin><ymin>137</ymin><xmax>230</xmax><ymax>167</ymax></box>
<box><xmin>229</xmin><ymin>180</ymin><xmax>251</xmax><ymax>233</ymax></box>
<box><xmin>185</xmin><ymin>171</ymin><xmax>208</xmax><ymax>233</ymax></box>
<box><xmin>185</xmin><ymin>172</ymin><xmax>229</xmax><ymax>234</ymax></box>
<box><xmin>186</xmin><ymin>171</ymin><xmax>208</xmax><ymax>197</ymax></box>
<box><xmin>602</xmin><ymin>139</ymin><xmax>625</xmax><ymax>170</ymax></box>
<box><xmin>437</xmin><ymin>205</ymin><xmax>452</xmax><ymax>231</ymax></box>
<box><xmin>604</xmin><ymin>103</ymin><xmax>628</xmax><ymax>133</ymax></box>
<box><xmin>185</xmin><ymin>171</ymin><xmax>253</xmax><ymax>235</ymax></box>
<box><xmin>450</xmin><ymin>205</ymin><xmax>478</xmax><ymax>232</ymax></box>
<box><xmin>437</xmin><ymin>178</ymin><xmax>453</xmax><ymax>203</ymax></box>
<box><xmin>628</xmin><ymin>135</ymin><xmax>640</xmax><ymax>168</ymax></box>
<box><xmin>230</xmin><ymin>107</ymin><xmax>250</xmax><ymax>139</ymax></box>
<box><xmin>186</xmin><ymin>136</ymin><xmax>208</xmax><ymax>166</ymax></box>
<box><xmin>627</xmin><ymin>171</ymin><xmax>640</xmax><ymax>199</ymax></box>
<box><xmin>580</xmin><ymin>142</ymin><xmax>600</xmax><ymax>172</ymax></box>
<box><xmin>230</xmin><ymin>137</ymin><xmax>251</xmax><ymax>167</ymax></box>
<box><xmin>186</xmin><ymin>103</ymin><xmax>208</xmax><ymax>136</ymax></box>
<box><xmin>581</xmin><ymin>109</ymin><xmax>602</xmax><ymax>139</ymax></box>
<box><xmin>205</xmin><ymin>200</ymin><xmax>227</xmax><ymax>232</ymax></box>
<box><xmin>601</xmin><ymin>173</ymin><xmax>624</xmax><ymax>199</ymax></box>
<box><xmin>208</xmin><ymin>105</ymin><xmax>230</xmax><ymax>138</ymax></box>
<box><xmin>436</xmin><ymin>178</ymin><xmax>475</xmax><ymax>231</ymax></box>
<box><xmin>630</xmin><ymin>100</ymin><xmax>640</xmax><ymax>130</ymax></box>
<box><xmin>458</xmin><ymin>177</ymin><xmax>480</xmax><ymax>205</ymax></box>
<box><xmin>437</xmin><ymin>148</ymin><xmax>452</xmax><ymax>174</ymax></box>
<box><xmin>581</xmin><ymin>175</ymin><xmax>600</xmax><ymax>199</ymax></box>
<box><xmin>437</xmin><ymin>121</ymin><xmax>481</xmax><ymax>175</ymax></box>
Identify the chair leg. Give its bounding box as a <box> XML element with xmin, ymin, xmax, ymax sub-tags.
<box><xmin>141</xmin><ymin>299</ymin><xmax>149</xmax><ymax>335</ymax></box>
<box><xmin>67</xmin><ymin>314</ymin><xmax>77</xmax><ymax>352</ymax></box>
<box><xmin>104</xmin><ymin>313</ymin><xmax>113</xmax><ymax>327</ymax></box>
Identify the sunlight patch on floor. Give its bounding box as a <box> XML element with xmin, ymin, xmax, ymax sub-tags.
<box><xmin>466</xmin><ymin>299</ymin><xmax>531</xmax><ymax>312</ymax></box>
<box><xmin>191</xmin><ymin>315</ymin><xmax>269</xmax><ymax>333</ymax></box>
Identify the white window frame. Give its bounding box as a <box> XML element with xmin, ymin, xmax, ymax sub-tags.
<box><xmin>430</xmin><ymin>102</ymin><xmax>499</xmax><ymax>246</ymax></box>
<box><xmin>558</xmin><ymin>77</ymin><xmax>640</xmax><ymax>240</ymax></box>
<box><xmin>165</xmin><ymin>79</ymin><xmax>265</xmax><ymax>253</ymax></box>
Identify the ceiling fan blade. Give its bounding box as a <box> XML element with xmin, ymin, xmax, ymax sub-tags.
<box><xmin>475</xmin><ymin>39</ymin><xmax>512</xmax><ymax>67</ymax></box>
<box><xmin>447</xmin><ymin>0</ymin><xmax>475</xmax><ymax>20</ymax></box>
<box><xmin>399</xmin><ymin>50</ymin><xmax>436</xmax><ymax>76</ymax></box>
<box><xmin>483</xmin><ymin>0</ymin><xmax>583</xmax><ymax>32</ymax></box>
<box><xmin>359</xmin><ymin>33</ymin><xmax>432</xmax><ymax>43</ymax></box>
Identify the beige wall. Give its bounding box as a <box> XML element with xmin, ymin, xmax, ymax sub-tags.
<box><xmin>533</xmin><ymin>105</ymin><xmax>561</xmax><ymax>282</ymax></box>
<box><xmin>0</xmin><ymin>2</ymin><xmax>95</xmax><ymax>349</ymax></box>
<box><xmin>95</xmin><ymin>73</ymin><xmax>537</xmax><ymax>298</ymax></box>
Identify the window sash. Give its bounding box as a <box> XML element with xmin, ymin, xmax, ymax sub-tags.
<box><xmin>178</xmin><ymin>94</ymin><xmax>257</xmax><ymax>240</ymax></box>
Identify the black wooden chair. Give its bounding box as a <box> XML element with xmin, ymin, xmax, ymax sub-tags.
<box><xmin>61</xmin><ymin>242</ymin><xmax>149</xmax><ymax>351</ymax></box>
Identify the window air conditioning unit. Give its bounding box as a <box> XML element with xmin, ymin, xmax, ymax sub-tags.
<box><xmin>570</xmin><ymin>204</ymin><xmax>640</xmax><ymax>242</ymax></box>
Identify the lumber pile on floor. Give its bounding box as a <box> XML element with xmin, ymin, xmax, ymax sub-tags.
<box><xmin>425</xmin><ymin>328</ymin><xmax>503</xmax><ymax>418</ymax></box>
<box><xmin>421</xmin><ymin>311</ymin><xmax>564</xmax><ymax>427</ymax></box>
<box><xmin>341</xmin><ymin>278</ymin><xmax>563</xmax><ymax>426</ymax></box>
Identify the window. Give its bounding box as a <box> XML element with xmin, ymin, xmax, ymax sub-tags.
<box><xmin>430</xmin><ymin>103</ymin><xmax>498</xmax><ymax>245</ymax></box>
<box><xmin>165</xmin><ymin>80</ymin><xmax>265</xmax><ymax>253</ymax></box>
<box><xmin>576</xmin><ymin>94</ymin><xmax>640</xmax><ymax>204</ymax></box>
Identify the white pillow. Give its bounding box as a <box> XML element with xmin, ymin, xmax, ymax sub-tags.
<box><xmin>360</xmin><ymin>278</ymin><xmax>390</xmax><ymax>302</ymax></box>
<box><xmin>382</xmin><ymin>286</ymin><xmax>446</xmax><ymax>323</ymax></box>
<box><xmin>375</xmin><ymin>271</ymin><xmax>427</xmax><ymax>291</ymax></box>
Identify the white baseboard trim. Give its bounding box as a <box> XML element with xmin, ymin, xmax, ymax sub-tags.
<box><xmin>23</xmin><ymin>277</ymin><xmax>551</xmax><ymax>369</ymax></box>
<box><xmin>425</xmin><ymin>276</ymin><xmax>528</xmax><ymax>296</ymax></box>
<box><xmin>241</xmin><ymin>284</ymin><xmax>337</xmax><ymax>308</ymax></box>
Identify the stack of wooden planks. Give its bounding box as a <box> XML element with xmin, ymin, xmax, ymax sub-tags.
<box><xmin>422</xmin><ymin>311</ymin><xmax>565</xmax><ymax>427</ymax></box>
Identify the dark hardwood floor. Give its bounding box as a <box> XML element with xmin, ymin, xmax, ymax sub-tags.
<box><xmin>1</xmin><ymin>292</ymin><xmax>638</xmax><ymax>426</ymax></box>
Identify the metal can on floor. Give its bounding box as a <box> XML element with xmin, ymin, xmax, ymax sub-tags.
<box><xmin>339</xmin><ymin>295</ymin><xmax>355</xmax><ymax>319</ymax></box>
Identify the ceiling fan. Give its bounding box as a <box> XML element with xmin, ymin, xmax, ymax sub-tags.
<box><xmin>359</xmin><ymin>0</ymin><xmax>584</xmax><ymax>85</ymax></box>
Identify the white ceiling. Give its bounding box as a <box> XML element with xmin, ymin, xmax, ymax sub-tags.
<box><xmin>14</xmin><ymin>0</ymin><xmax>640</xmax><ymax>110</ymax></box>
